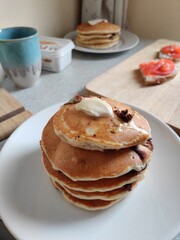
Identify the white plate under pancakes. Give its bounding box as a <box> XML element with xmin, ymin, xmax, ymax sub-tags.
<box><xmin>0</xmin><ymin>103</ymin><xmax>180</xmax><ymax>240</ymax></box>
<box><xmin>64</xmin><ymin>30</ymin><xmax>139</xmax><ymax>53</ymax></box>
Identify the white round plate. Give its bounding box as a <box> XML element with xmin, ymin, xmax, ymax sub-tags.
<box><xmin>0</xmin><ymin>103</ymin><xmax>180</xmax><ymax>240</ymax></box>
<box><xmin>64</xmin><ymin>30</ymin><xmax>139</xmax><ymax>53</ymax></box>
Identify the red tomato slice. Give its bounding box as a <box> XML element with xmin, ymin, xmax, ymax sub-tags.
<box><xmin>161</xmin><ymin>45</ymin><xmax>175</xmax><ymax>54</ymax></box>
<box><xmin>174</xmin><ymin>47</ymin><xmax>180</xmax><ymax>53</ymax></box>
<box><xmin>153</xmin><ymin>59</ymin><xmax>175</xmax><ymax>75</ymax></box>
<box><xmin>140</xmin><ymin>59</ymin><xmax>175</xmax><ymax>76</ymax></box>
<box><xmin>161</xmin><ymin>45</ymin><xmax>180</xmax><ymax>59</ymax></box>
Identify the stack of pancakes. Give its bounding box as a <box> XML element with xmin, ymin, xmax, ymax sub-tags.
<box><xmin>40</xmin><ymin>96</ymin><xmax>153</xmax><ymax>211</ymax></box>
<box><xmin>75</xmin><ymin>21</ymin><xmax>120</xmax><ymax>49</ymax></box>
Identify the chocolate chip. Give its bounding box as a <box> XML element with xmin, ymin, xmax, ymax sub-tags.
<box><xmin>67</xmin><ymin>95</ymin><xmax>83</xmax><ymax>104</ymax></box>
<box><xmin>109</xmin><ymin>33</ymin><xmax>115</xmax><ymax>39</ymax></box>
<box><xmin>143</xmin><ymin>138</ymin><xmax>154</xmax><ymax>151</ymax></box>
<box><xmin>110</xmin><ymin>130</ymin><xmax>115</xmax><ymax>134</ymax></box>
<box><xmin>124</xmin><ymin>183</ymin><xmax>132</xmax><ymax>191</ymax></box>
<box><xmin>75</xmin><ymin>135</ymin><xmax>80</xmax><ymax>140</ymax></box>
<box><xmin>132</xmin><ymin>145</ymin><xmax>146</xmax><ymax>161</ymax></box>
<box><xmin>114</xmin><ymin>109</ymin><xmax>133</xmax><ymax>122</ymax></box>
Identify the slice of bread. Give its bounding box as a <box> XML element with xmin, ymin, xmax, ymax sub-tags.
<box><xmin>139</xmin><ymin>59</ymin><xmax>177</xmax><ymax>85</ymax></box>
<box><xmin>159</xmin><ymin>45</ymin><xmax>180</xmax><ymax>61</ymax></box>
<box><xmin>140</xmin><ymin>72</ymin><xmax>177</xmax><ymax>85</ymax></box>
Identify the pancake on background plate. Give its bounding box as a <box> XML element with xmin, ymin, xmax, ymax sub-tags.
<box><xmin>75</xmin><ymin>19</ymin><xmax>121</xmax><ymax>50</ymax></box>
<box><xmin>40</xmin><ymin>95</ymin><xmax>153</xmax><ymax>210</ymax></box>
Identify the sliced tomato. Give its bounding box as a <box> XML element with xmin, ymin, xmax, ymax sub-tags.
<box><xmin>161</xmin><ymin>45</ymin><xmax>180</xmax><ymax>59</ymax></box>
<box><xmin>153</xmin><ymin>59</ymin><xmax>175</xmax><ymax>75</ymax></box>
<box><xmin>161</xmin><ymin>45</ymin><xmax>175</xmax><ymax>54</ymax></box>
<box><xmin>174</xmin><ymin>47</ymin><xmax>180</xmax><ymax>53</ymax></box>
<box><xmin>139</xmin><ymin>59</ymin><xmax>175</xmax><ymax>76</ymax></box>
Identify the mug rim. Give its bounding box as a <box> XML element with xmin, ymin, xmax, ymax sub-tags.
<box><xmin>0</xmin><ymin>26</ymin><xmax>38</xmax><ymax>42</ymax></box>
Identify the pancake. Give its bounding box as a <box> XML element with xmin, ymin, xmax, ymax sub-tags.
<box><xmin>76</xmin><ymin>34</ymin><xmax>119</xmax><ymax>45</ymax></box>
<box><xmin>42</xmin><ymin>150</ymin><xmax>146</xmax><ymax>192</ymax></box>
<box><xmin>78</xmin><ymin>33</ymin><xmax>113</xmax><ymax>40</ymax></box>
<box><xmin>53</xmin><ymin>96</ymin><xmax>151</xmax><ymax>151</ymax></box>
<box><xmin>76</xmin><ymin>21</ymin><xmax>120</xmax><ymax>49</ymax></box>
<box><xmin>40</xmin><ymin>95</ymin><xmax>153</xmax><ymax>211</ymax></box>
<box><xmin>61</xmin><ymin>180</ymin><xmax>139</xmax><ymax>200</ymax></box>
<box><xmin>76</xmin><ymin>21</ymin><xmax>120</xmax><ymax>35</ymax></box>
<box><xmin>76</xmin><ymin>40</ymin><xmax>119</xmax><ymax>49</ymax></box>
<box><xmin>52</xmin><ymin>180</ymin><xmax>125</xmax><ymax>211</ymax></box>
<box><xmin>75</xmin><ymin>39</ymin><xmax>119</xmax><ymax>50</ymax></box>
<box><xmin>41</xmin><ymin>116</ymin><xmax>152</xmax><ymax>181</ymax></box>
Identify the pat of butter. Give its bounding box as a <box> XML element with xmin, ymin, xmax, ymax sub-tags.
<box><xmin>88</xmin><ymin>19</ymin><xmax>108</xmax><ymax>26</ymax></box>
<box><xmin>75</xmin><ymin>97</ymin><xmax>113</xmax><ymax>117</ymax></box>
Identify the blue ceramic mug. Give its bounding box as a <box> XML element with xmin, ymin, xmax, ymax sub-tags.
<box><xmin>0</xmin><ymin>26</ymin><xmax>41</xmax><ymax>88</ymax></box>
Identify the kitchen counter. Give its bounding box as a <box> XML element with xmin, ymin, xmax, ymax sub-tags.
<box><xmin>0</xmin><ymin>38</ymin><xmax>179</xmax><ymax>240</ymax></box>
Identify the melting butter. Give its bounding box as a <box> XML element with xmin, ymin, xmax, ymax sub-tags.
<box><xmin>75</xmin><ymin>97</ymin><xmax>113</xmax><ymax>117</ymax></box>
<box><xmin>88</xmin><ymin>19</ymin><xmax>108</xmax><ymax>26</ymax></box>
<box><xmin>118</xmin><ymin>120</ymin><xmax>148</xmax><ymax>135</ymax></box>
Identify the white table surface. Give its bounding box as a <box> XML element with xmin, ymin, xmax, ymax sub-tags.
<box><xmin>0</xmin><ymin>38</ymin><xmax>179</xmax><ymax>240</ymax></box>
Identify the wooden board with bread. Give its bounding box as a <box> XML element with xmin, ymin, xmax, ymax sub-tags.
<box><xmin>86</xmin><ymin>39</ymin><xmax>180</xmax><ymax>135</ymax></box>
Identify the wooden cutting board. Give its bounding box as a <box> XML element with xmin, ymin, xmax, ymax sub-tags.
<box><xmin>0</xmin><ymin>88</ymin><xmax>32</xmax><ymax>141</ymax></box>
<box><xmin>86</xmin><ymin>39</ymin><xmax>180</xmax><ymax>135</ymax></box>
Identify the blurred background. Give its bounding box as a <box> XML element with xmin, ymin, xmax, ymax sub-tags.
<box><xmin>0</xmin><ymin>0</ymin><xmax>180</xmax><ymax>40</ymax></box>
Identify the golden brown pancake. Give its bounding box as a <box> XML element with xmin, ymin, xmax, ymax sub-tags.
<box><xmin>52</xmin><ymin>180</ymin><xmax>125</xmax><ymax>211</ymax></box>
<box><xmin>53</xmin><ymin>96</ymin><xmax>151</xmax><ymax>151</ymax></box>
<box><xmin>42</xmin><ymin>150</ymin><xmax>145</xmax><ymax>192</ymax></box>
<box><xmin>78</xmin><ymin>33</ymin><xmax>113</xmax><ymax>40</ymax></box>
<box><xmin>41</xmin><ymin>116</ymin><xmax>152</xmax><ymax>181</ymax></box>
<box><xmin>76</xmin><ymin>22</ymin><xmax>120</xmax><ymax>35</ymax></box>
<box><xmin>40</xmin><ymin>95</ymin><xmax>153</xmax><ymax>211</ymax></box>
<box><xmin>76</xmin><ymin>21</ymin><xmax>120</xmax><ymax>49</ymax></box>
<box><xmin>62</xmin><ymin>181</ymin><xmax>139</xmax><ymax>201</ymax></box>
<box><xmin>75</xmin><ymin>38</ymin><xmax>119</xmax><ymax>50</ymax></box>
<box><xmin>76</xmin><ymin>34</ymin><xmax>119</xmax><ymax>44</ymax></box>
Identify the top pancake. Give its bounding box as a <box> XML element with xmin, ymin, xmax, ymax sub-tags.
<box><xmin>53</xmin><ymin>96</ymin><xmax>151</xmax><ymax>151</ymax></box>
<box><xmin>76</xmin><ymin>21</ymin><xmax>121</xmax><ymax>35</ymax></box>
